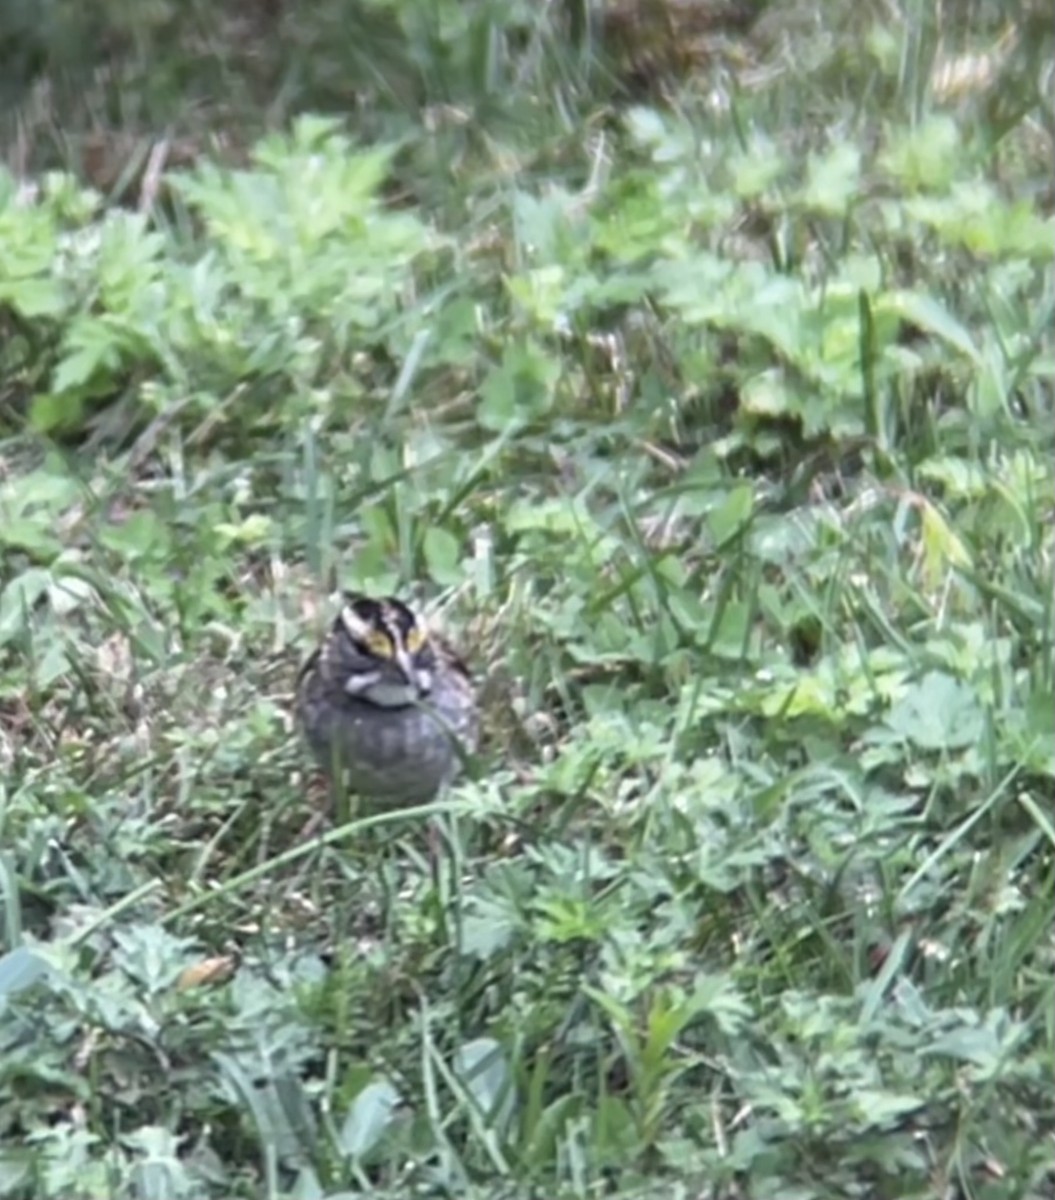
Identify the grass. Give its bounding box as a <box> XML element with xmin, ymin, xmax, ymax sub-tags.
<box><xmin>0</xmin><ymin>1</ymin><xmax>1053</xmax><ymax>1197</ymax></box>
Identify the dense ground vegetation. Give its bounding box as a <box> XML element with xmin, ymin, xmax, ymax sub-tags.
<box><xmin>0</xmin><ymin>1</ymin><xmax>1052</xmax><ymax>1197</ymax></box>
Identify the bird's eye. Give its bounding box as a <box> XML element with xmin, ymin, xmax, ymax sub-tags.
<box><xmin>363</xmin><ymin>629</ymin><xmax>394</xmax><ymax>658</ymax></box>
<box><xmin>404</xmin><ymin>626</ymin><xmax>426</xmax><ymax>655</ymax></box>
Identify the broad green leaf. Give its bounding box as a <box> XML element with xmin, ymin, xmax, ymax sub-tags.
<box><xmin>731</xmin><ymin>132</ymin><xmax>787</xmax><ymax>198</ymax></box>
<box><xmin>477</xmin><ymin>340</ymin><xmax>559</xmax><ymax>431</ymax></box>
<box><xmin>339</xmin><ymin>1079</ymin><xmax>400</xmax><ymax>1160</ymax></box>
<box><xmin>29</xmin><ymin>391</ymin><xmax>86</xmax><ymax>434</ymax></box>
<box><xmin>853</xmin><ymin>1090</ymin><xmax>924</xmax><ymax>1125</ymax></box>
<box><xmin>926</xmin><ymin>1015</ymin><xmax>1026</xmax><ymax>1078</ymax></box>
<box><xmin>707</xmin><ymin>485</ymin><xmax>754</xmax><ymax>549</ymax></box>
<box><xmin>879</xmin><ymin>115</ymin><xmax>961</xmax><ymax>191</ymax></box>
<box><xmin>53</xmin><ymin>316</ymin><xmax>125</xmax><ymax>394</ymax></box>
<box><xmin>513</xmin><ymin>190</ymin><xmax>579</xmax><ymax>264</ymax></box>
<box><xmin>0</xmin><ymin>568</ymin><xmax>52</xmax><ymax>645</ymax></box>
<box><xmin>884</xmin><ymin>671</ymin><xmax>984</xmax><ymax>750</ymax></box>
<box><xmin>799</xmin><ymin>143</ymin><xmax>862</xmax><ymax>215</ymax></box>
<box><xmin>689</xmin><ymin>973</ymin><xmax>752</xmax><ymax>1036</ymax></box>
<box><xmin>904</xmin><ymin>183</ymin><xmax>1053</xmax><ymax>259</ymax></box>
<box><xmin>875</xmin><ymin>290</ymin><xmax>981</xmax><ymax>364</ymax></box>
<box><xmin>215</xmin><ymin>514</ymin><xmax>275</xmax><ymax>546</ymax></box>
<box><xmin>0</xmin><ymin>946</ymin><xmax>49</xmax><ymax>997</ymax></box>
<box><xmin>461</xmin><ymin>898</ymin><xmax>518</xmax><ymax>959</ymax></box>
<box><xmin>453</xmin><ymin>1037</ymin><xmax>512</xmax><ymax>1124</ymax></box>
<box><xmin>506</xmin><ymin>265</ymin><xmax>568</xmax><ymax>326</ymax></box>
<box><xmin>422</xmin><ymin>525</ymin><xmax>461</xmax><ymax>585</ymax></box>
<box><xmin>100</xmin><ymin>511</ymin><xmax>174</xmax><ymax>561</ymax></box>
<box><xmin>919</xmin><ymin>498</ymin><xmax>972</xmax><ymax>586</ymax></box>
<box><xmin>0</xmin><ymin>276</ymin><xmax>65</xmax><ymax>317</ymax></box>
<box><xmin>0</xmin><ymin>518</ymin><xmax>64</xmax><ymax>560</ymax></box>
<box><xmin>740</xmin><ymin>370</ymin><xmax>793</xmax><ymax>417</ymax></box>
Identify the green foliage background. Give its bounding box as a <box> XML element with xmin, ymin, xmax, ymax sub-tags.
<box><xmin>0</xmin><ymin>1</ymin><xmax>1052</xmax><ymax>1197</ymax></box>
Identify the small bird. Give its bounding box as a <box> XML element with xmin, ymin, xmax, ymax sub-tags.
<box><xmin>296</xmin><ymin>593</ymin><xmax>479</xmax><ymax>806</ymax></box>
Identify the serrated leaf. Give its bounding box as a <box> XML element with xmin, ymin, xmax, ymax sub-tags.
<box><xmin>0</xmin><ymin>276</ymin><xmax>66</xmax><ymax>318</ymax></box>
<box><xmin>461</xmin><ymin>904</ymin><xmax>517</xmax><ymax>959</ymax></box>
<box><xmin>477</xmin><ymin>340</ymin><xmax>559</xmax><ymax>432</ymax></box>
<box><xmin>731</xmin><ymin>133</ymin><xmax>786</xmax><ymax>198</ymax></box>
<box><xmin>880</xmin><ymin>114</ymin><xmax>961</xmax><ymax>191</ymax></box>
<box><xmin>800</xmin><ymin>143</ymin><xmax>862</xmax><ymax>216</ymax></box>
<box><xmin>885</xmin><ymin>671</ymin><xmax>984</xmax><ymax>750</ymax></box>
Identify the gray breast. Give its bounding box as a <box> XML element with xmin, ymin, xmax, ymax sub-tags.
<box><xmin>299</xmin><ymin>660</ymin><xmax>477</xmax><ymax>805</ymax></box>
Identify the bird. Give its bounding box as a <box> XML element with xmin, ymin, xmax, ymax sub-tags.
<box><xmin>296</xmin><ymin>592</ymin><xmax>479</xmax><ymax>807</ymax></box>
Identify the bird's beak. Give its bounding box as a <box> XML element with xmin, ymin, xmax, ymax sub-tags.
<box><xmin>396</xmin><ymin>646</ymin><xmax>429</xmax><ymax>697</ymax></box>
